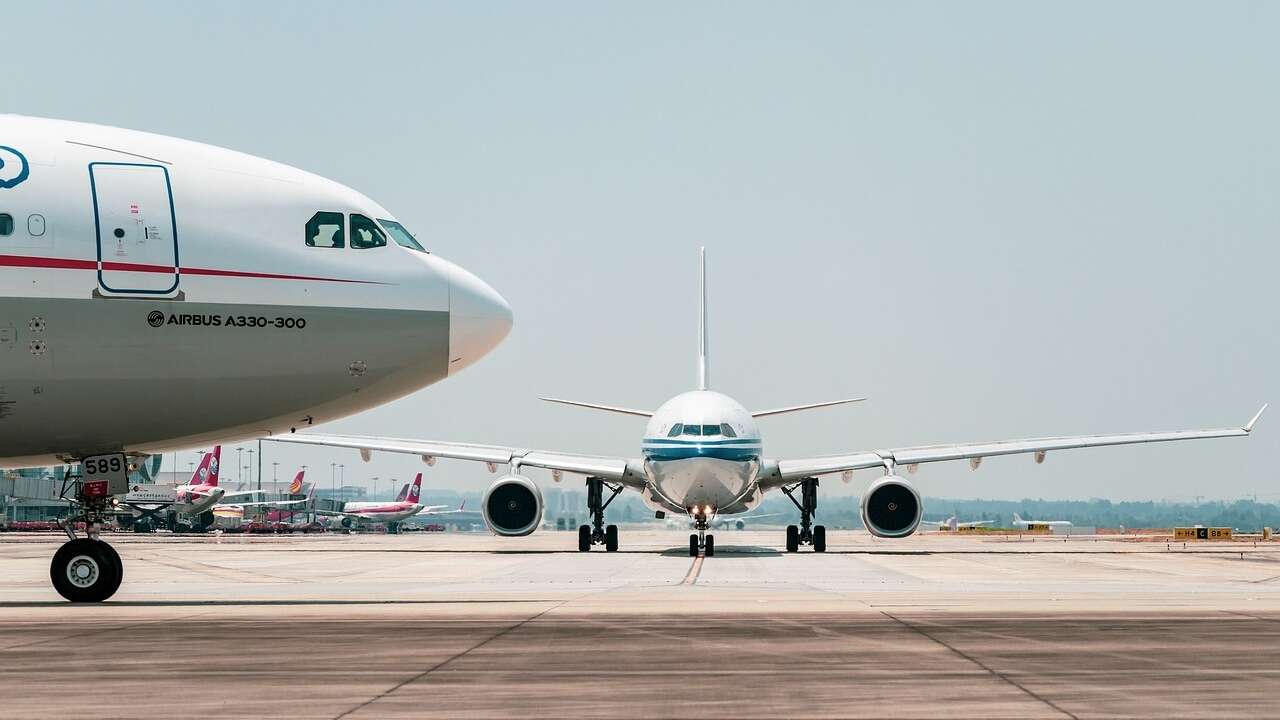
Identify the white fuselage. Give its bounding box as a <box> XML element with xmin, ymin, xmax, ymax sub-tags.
<box><xmin>0</xmin><ymin>115</ymin><xmax>511</xmax><ymax>468</ymax></box>
<box><xmin>340</xmin><ymin>501</ymin><xmax>423</xmax><ymax>524</ymax></box>
<box><xmin>639</xmin><ymin>390</ymin><xmax>764</xmax><ymax>516</ymax></box>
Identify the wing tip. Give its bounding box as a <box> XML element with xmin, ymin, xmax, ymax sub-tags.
<box><xmin>1245</xmin><ymin>403</ymin><xmax>1268</xmax><ymax>433</ymax></box>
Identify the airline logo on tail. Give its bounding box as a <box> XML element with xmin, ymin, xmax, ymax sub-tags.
<box><xmin>407</xmin><ymin>473</ymin><xmax>422</xmax><ymax>503</ymax></box>
<box><xmin>193</xmin><ymin>446</ymin><xmax>221</xmax><ymax>486</ymax></box>
<box><xmin>288</xmin><ymin>470</ymin><xmax>305</xmax><ymax>495</ymax></box>
<box><xmin>395</xmin><ymin>483</ymin><xmax>409</xmax><ymax>502</ymax></box>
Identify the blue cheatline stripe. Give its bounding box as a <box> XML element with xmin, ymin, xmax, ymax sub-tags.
<box><xmin>643</xmin><ymin>446</ymin><xmax>761</xmax><ymax>461</ymax></box>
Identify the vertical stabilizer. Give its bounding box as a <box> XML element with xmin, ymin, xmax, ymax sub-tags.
<box><xmin>192</xmin><ymin>446</ymin><xmax>221</xmax><ymax>486</ymax></box>
<box><xmin>407</xmin><ymin>473</ymin><xmax>423</xmax><ymax>503</ymax></box>
<box><xmin>698</xmin><ymin>247</ymin><xmax>709</xmax><ymax>391</ymax></box>
<box><xmin>288</xmin><ymin>470</ymin><xmax>305</xmax><ymax>495</ymax></box>
<box><xmin>395</xmin><ymin>483</ymin><xmax>409</xmax><ymax>502</ymax></box>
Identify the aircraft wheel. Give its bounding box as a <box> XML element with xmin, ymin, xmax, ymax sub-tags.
<box><xmin>689</xmin><ymin>534</ymin><xmax>699</xmax><ymax>557</ymax></box>
<box><xmin>578</xmin><ymin>525</ymin><xmax>591</xmax><ymax>552</ymax></box>
<box><xmin>605</xmin><ymin>524</ymin><xmax>619</xmax><ymax>552</ymax></box>
<box><xmin>785</xmin><ymin>524</ymin><xmax>800</xmax><ymax>553</ymax></box>
<box><xmin>813</xmin><ymin>525</ymin><xmax>827</xmax><ymax>553</ymax></box>
<box><xmin>50</xmin><ymin>539</ymin><xmax>121</xmax><ymax>603</ymax></box>
<box><xmin>704</xmin><ymin>534</ymin><xmax>715</xmax><ymax>557</ymax></box>
<box><xmin>388</xmin><ymin>523</ymin><xmax>400</xmax><ymax>535</ymax></box>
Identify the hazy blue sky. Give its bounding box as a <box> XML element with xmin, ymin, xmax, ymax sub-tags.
<box><xmin>6</xmin><ymin>2</ymin><xmax>1277</xmax><ymax>501</ymax></box>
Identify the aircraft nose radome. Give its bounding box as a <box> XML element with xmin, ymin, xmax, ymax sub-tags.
<box><xmin>447</xmin><ymin>263</ymin><xmax>513</xmax><ymax>376</ymax></box>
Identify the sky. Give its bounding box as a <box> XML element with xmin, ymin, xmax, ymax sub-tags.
<box><xmin>5</xmin><ymin>1</ymin><xmax>1277</xmax><ymax>502</ymax></box>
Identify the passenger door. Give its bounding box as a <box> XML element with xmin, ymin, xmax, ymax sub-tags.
<box><xmin>89</xmin><ymin>163</ymin><xmax>179</xmax><ymax>296</ymax></box>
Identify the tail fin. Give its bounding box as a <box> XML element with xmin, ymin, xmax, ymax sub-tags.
<box><xmin>1012</xmin><ymin>513</ymin><xmax>1024</xmax><ymax>524</ymax></box>
<box><xmin>698</xmin><ymin>246</ymin><xmax>709</xmax><ymax>391</ymax></box>
<box><xmin>192</xmin><ymin>446</ymin><xmax>221</xmax><ymax>486</ymax></box>
<box><xmin>407</xmin><ymin>473</ymin><xmax>422</xmax><ymax>503</ymax></box>
<box><xmin>395</xmin><ymin>483</ymin><xmax>409</xmax><ymax>502</ymax></box>
<box><xmin>288</xmin><ymin>470</ymin><xmax>305</xmax><ymax>495</ymax></box>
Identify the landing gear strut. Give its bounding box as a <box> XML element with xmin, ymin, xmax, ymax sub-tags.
<box><xmin>51</xmin><ymin>477</ymin><xmax>123</xmax><ymax>602</ymax></box>
<box><xmin>688</xmin><ymin>513</ymin><xmax>715</xmax><ymax>557</ymax></box>
<box><xmin>578</xmin><ymin>476</ymin><xmax>622</xmax><ymax>552</ymax></box>
<box><xmin>782</xmin><ymin>476</ymin><xmax>826</xmax><ymax>553</ymax></box>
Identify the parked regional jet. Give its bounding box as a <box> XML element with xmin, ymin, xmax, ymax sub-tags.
<box><xmin>214</xmin><ymin>469</ymin><xmax>314</xmax><ymax>522</ymax></box>
<box><xmin>274</xmin><ymin>249</ymin><xmax>1265</xmax><ymax>558</ymax></box>
<box><xmin>317</xmin><ymin>473</ymin><xmax>461</xmax><ymax>532</ymax></box>
<box><xmin>0</xmin><ymin>115</ymin><xmax>511</xmax><ymax>601</ymax></box>
<box><xmin>921</xmin><ymin>516</ymin><xmax>995</xmax><ymax>531</ymax></box>
<box><xmin>1011</xmin><ymin>513</ymin><xmax>1073</xmax><ymax>530</ymax></box>
<box><xmin>119</xmin><ymin>447</ymin><xmax>264</xmax><ymax>530</ymax></box>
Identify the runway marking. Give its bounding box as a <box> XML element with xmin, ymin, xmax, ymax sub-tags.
<box><xmin>682</xmin><ymin>556</ymin><xmax>704</xmax><ymax>585</ymax></box>
<box><xmin>879</xmin><ymin>610</ymin><xmax>1079</xmax><ymax>720</ymax></box>
<box><xmin>332</xmin><ymin>600</ymin><xmax>569</xmax><ymax>720</ymax></box>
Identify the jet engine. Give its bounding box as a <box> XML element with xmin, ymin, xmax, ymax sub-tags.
<box><xmin>859</xmin><ymin>475</ymin><xmax>922</xmax><ymax>538</ymax></box>
<box><xmin>482</xmin><ymin>474</ymin><xmax>544</xmax><ymax>537</ymax></box>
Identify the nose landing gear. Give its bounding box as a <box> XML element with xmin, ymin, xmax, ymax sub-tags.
<box><xmin>51</xmin><ymin>479</ymin><xmax>124</xmax><ymax>602</ymax></box>
<box><xmin>782</xmin><ymin>477</ymin><xmax>826</xmax><ymax>553</ymax></box>
<box><xmin>688</xmin><ymin>512</ymin><xmax>715</xmax><ymax>557</ymax></box>
<box><xmin>577</xmin><ymin>476</ymin><xmax>622</xmax><ymax>552</ymax></box>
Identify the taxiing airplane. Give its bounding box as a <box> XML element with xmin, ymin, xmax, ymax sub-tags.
<box><xmin>1011</xmin><ymin>513</ymin><xmax>1073</xmax><ymax>530</ymax></box>
<box><xmin>0</xmin><ymin>115</ymin><xmax>511</xmax><ymax>601</ymax></box>
<box><xmin>921</xmin><ymin>516</ymin><xmax>996</xmax><ymax>531</ymax></box>
<box><xmin>274</xmin><ymin>249</ymin><xmax>1265</xmax><ymax>558</ymax></box>
<box><xmin>316</xmin><ymin>473</ymin><xmax>462</xmax><ymax>532</ymax></box>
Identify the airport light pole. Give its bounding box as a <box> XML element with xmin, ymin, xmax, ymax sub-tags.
<box><xmin>236</xmin><ymin>447</ymin><xmax>244</xmax><ymax>485</ymax></box>
<box><xmin>339</xmin><ymin>464</ymin><xmax>345</xmax><ymax>501</ymax></box>
<box><xmin>330</xmin><ymin>462</ymin><xmax>336</xmax><ymax>501</ymax></box>
<box><xmin>247</xmin><ymin>449</ymin><xmax>255</xmax><ymax>491</ymax></box>
<box><xmin>388</xmin><ymin>478</ymin><xmax>395</xmax><ymax>501</ymax></box>
<box><xmin>272</xmin><ymin>462</ymin><xmax>279</xmax><ymax>483</ymax></box>
<box><xmin>370</xmin><ymin>477</ymin><xmax>378</xmax><ymax>502</ymax></box>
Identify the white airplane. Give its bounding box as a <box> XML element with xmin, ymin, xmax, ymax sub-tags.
<box><xmin>316</xmin><ymin>473</ymin><xmax>462</xmax><ymax>532</ymax></box>
<box><xmin>921</xmin><ymin>516</ymin><xmax>995</xmax><ymax>531</ymax></box>
<box><xmin>1011</xmin><ymin>513</ymin><xmax>1073</xmax><ymax>530</ymax></box>
<box><xmin>274</xmin><ymin>248</ymin><xmax>1265</xmax><ymax>558</ymax></box>
<box><xmin>119</xmin><ymin>446</ymin><xmax>264</xmax><ymax>530</ymax></box>
<box><xmin>0</xmin><ymin>115</ymin><xmax>512</xmax><ymax>601</ymax></box>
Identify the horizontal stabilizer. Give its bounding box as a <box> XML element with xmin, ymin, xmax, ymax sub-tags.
<box><xmin>751</xmin><ymin>397</ymin><xmax>866</xmax><ymax>418</ymax></box>
<box><xmin>539</xmin><ymin>397</ymin><xmax>653</xmax><ymax>417</ymax></box>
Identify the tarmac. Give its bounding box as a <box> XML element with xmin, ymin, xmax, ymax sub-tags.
<box><xmin>1</xmin><ymin>528</ymin><xmax>1278</xmax><ymax>719</ymax></box>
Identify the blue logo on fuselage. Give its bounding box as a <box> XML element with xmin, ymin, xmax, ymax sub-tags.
<box><xmin>0</xmin><ymin>146</ymin><xmax>31</xmax><ymax>189</ymax></box>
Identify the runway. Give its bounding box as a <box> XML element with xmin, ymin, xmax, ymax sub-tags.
<box><xmin>1</xmin><ymin>529</ymin><xmax>1278</xmax><ymax>718</ymax></box>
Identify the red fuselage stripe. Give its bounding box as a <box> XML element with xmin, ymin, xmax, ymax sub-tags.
<box><xmin>0</xmin><ymin>254</ymin><xmax>384</xmax><ymax>285</ymax></box>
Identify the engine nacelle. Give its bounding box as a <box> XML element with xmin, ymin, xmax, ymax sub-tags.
<box><xmin>859</xmin><ymin>475</ymin><xmax>922</xmax><ymax>538</ymax></box>
<box><xmin>481</xmin><ymin>474</ymin><xmax>544</xmax><ymax>537</ymax></box>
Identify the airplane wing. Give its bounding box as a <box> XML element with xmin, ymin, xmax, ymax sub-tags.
<box><xmin>267</xmin><ymin>434</ymin><xmax>640</xmax><ymax>487</ymax></box>
<box><xmin>769</xmin><ymin>405</ymin><xmax>1266</xmax><ymax>483</ymax></box>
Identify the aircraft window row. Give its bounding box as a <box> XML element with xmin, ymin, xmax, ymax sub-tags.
<box><xmin>666</xmin><ymin>423</ymin><xmax>739</xmax><ymax>438</ymax></box>
<box><xmin>306</xmin><ymin>212</ymin><xmax>427</xmax><ymax>252</ymax></box>
<box><xmin>0</xmin><ymin>214</ymin><xmax>12</xmax><ymax>236</ymax></box>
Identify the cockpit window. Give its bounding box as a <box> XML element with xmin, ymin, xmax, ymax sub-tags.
<box><xmin>683</xmin><ymin>424</ymin><xmax>701</xmax><ymax>437</ymax></box>
<box><xmin>350</xmin><ymin>214</ymin><xmax>387</xmax><ymax>249</ymax></box>
<box><xmin>667</xmin><ymin>423</ymin><xmax>683</xmax><ymax>437</ymax></box>
<box><xmin>378</xmin><ymin>219</ymin><xmax>428</xmax><ymax>253</ymax></box>
<box><xmin>701</xmin><ymin>424</ymin><xmax>721</xmax><ymax>436</ymax></box>
<box><xmin>305</xmin><ymin>212</ymin><xmax>344</xmax><ymax>248</ymax></box>
<box><xmin>720</xmin><ymin>423</ymin><xmax>737</xmax><ymax>438</ymax></box>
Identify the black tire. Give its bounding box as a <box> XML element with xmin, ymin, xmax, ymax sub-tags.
<box><xmin>197</xmin><ymin>511</ymin><xmax>215</xmax><ymax>532</ymax></box>
<box><xmin>786</xmin><ymin>524</ymin><xmax>800</xmax><ymax>553</ymax></box>
<box><xmin>50</xmin><ymin>539</ymin><xmax>120</xmax><ymax>603</ymax></box>
<box><xmin>388</xmin><ymin>523</ymin><xmax>400</xmax><ymax>535</ymax></box>
<box><xmin>689</xmin><ymin>534</ymin><xmax>699</xmax><ymax>557</ymax></box>
<box><xmin>578</xmin><ymin>525</ymin><xmax>591</xmax><ymax>552</ymax></box>
<box><xmin>97</xmin><ymin>541</ymin><xmax>124</xmax><ymax>595</ymax></box>
<box><xmin>705</xmin><ymin>535</ymin><xmax>715</xmax><ymax>557</ymax></box>
<box><xmin>813</xmin><ymin>525</ymin><xmax>827</xmax><ymax>553</ymax></box>
<box><xmin>605</xmin><ymin>524</ymin><xmax>619</xmax><ymax>552</ymax></box>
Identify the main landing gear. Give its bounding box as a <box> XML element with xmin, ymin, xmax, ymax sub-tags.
<box><xmin>51</xmin><ymin>483</ymin><xmax>123</xmax><ymax>602</ymax></box>
<box><xmin>578</xmin><ymin>476</ymin><xmax>622</xmax><ymax>552</ymax></box>
<box><xmin>689</xmin><ymin>512</ymin><xmax>715</xmax><ymax>557</ymax></box>
<box><xmin>781</xmin><ymin>477</ymin><xmax>826</xmax><ymax>553</ymax></box>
